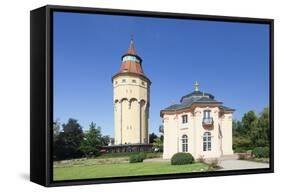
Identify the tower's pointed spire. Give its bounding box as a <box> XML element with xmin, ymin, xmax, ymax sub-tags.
<box><xmin>127</xmin><ymin>35</ymin><xmax>137</xmax><ymax>55</ymax></box>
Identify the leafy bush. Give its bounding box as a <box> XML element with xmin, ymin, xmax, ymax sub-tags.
<box><xmin>129</xmin><ymin>153</ymin><xmax>146</xmax><ymax>163</ymax></box>
<box><xmin>252</xmin><ymin>147</ymin><xmax>269</xmax><ymax>158</ymax></box>
<box><xmin>233</xmin><ymin>137</ymin><xmax>252</xmax><ymax>153</ymax></box>
<box><xmin>171</xmin><ymin>153</ymin><xmax>194</xmax><ymax>165</ymax></box>
<box><xmin>138</xmin><ymin>152</ymin><xmax>146</xmax><ymax>160</ymax></box>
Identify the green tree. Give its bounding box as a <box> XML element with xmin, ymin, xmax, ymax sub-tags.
<box><xmin>53</xmin><ymin>118</ymin><xmax>84</xmax><ymax>160</ymax></box>
<box><xmin>232</xmin><ymin>107</ymin><xmax>270</xmax><ymax>152</ymax></box>
<box><xmin>251</xmin><ymin>107</ymin><xmax>269</xmax><ymax>147</ymax></box>
<box><xmin>53</xmin><ymin>119</ymin><xmax>61</xmax><ymax>142</ymax></box>
<box><xmin>101</xmin><ymin>135</ymin><xmax>111</xmax><ymax>146</ymax></box>
<box><xmin>233</xmin><ymin>120</ymin><xmax>244</xmax><ymax>137</ymax></box>
<box><xmin>80</xmin><ymin>122</ymin><xmax>104</xmax><ymax>157</ymax></box>
<box><xmin>153</xmin><ymin>137</ymin><xmax>163</xmax><ymax>152</ymax></box>
<box><xmin>242</xmin><ymin>110</ymin><xmax>258</xmax><ymax>137</ymax></box>
<box><xmin>149</xmin><ymin>133</ymin><xmax>158</xmax><ymax>144</ymax></box>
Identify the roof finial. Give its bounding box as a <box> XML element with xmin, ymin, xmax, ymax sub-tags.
<box><xmin>127</xmin><ymin>35</ymin><xmax>137</xmax><ymax>55</ymax></box>
<box><xmin>194</xmin><ymin>81</ymin><xmax>199</xmax><ymax>91</ymax></box>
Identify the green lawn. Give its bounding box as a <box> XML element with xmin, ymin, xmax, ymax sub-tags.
<box><xmin>53</xmin><ymin>162</ymin><xmax>208</xmax><ymax>181</ymax></box>
<box><xmin>96</xmin><ymin>152</ymin><xmax>163</xmax><ymax>159</ymax></box>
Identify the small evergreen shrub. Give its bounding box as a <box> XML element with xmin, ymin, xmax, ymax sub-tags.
<box><xmin>129</xmin><ymin>153</ymin><xmax>146</xmax><ymax>163</ymax></box>
<box><xmin>171</xmin><ymin>153</ymin><xmax>194</xmax><ymax>165</ymax></box>
<box><xmin>252</xmin><ymin>147</ymin><xmax>269</xmax><ymax>158</ymax></box>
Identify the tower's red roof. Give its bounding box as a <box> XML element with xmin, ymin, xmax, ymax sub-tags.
<box><xmin>119</xmin><ymin>60</ymin><xmax>144</xmax><ymax>74</ymax></box>
<box><xmin>112</xmin><ymin>38</ymin><xmax>151</xmax><ymax>84</ymax></box>
<box><xmin>118</xmin><ymin>39</ymin><xmax>144</xmax><ymax>75</ymax></box>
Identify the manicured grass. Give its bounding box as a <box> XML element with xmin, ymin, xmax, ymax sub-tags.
<box><xmin>53</xmin><ymin>152</ymin><xmax>163</xmax><ymax>168</ymax></box>
<box><xmin>96</xmin><ymin>152</ymin><xmax>163</xmax><ymax>159</ymax></box>
<box><xmin>53</xmin><ymin>162</ymin><xmax>208</xmax><ymax>181</ymax></box>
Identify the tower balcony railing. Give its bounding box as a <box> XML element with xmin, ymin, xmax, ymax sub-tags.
<box><xmin>202</xmin><ymin>117</ymin><xmax>214</xmax><ymax>129</ymax></box>
<box><xmin>180</xmin><ymin>122</ymin><xmax>188</xmax><ymax>129</ymax></box>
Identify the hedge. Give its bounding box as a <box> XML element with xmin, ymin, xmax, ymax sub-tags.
<box><xmin>171</xmin><ymin>153</ymin><xmax>194</xmax><ymax>165</ymax></box>
<box><xmin>252</xmin><ymin>147</ymin><xmax>269</xmax><ymax>158</ymax></box>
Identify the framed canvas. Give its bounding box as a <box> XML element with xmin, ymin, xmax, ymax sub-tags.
<box><xmin>30</xmin><ymin>5</ymin><xmax>274</xmax><ymax>187</ymax></box>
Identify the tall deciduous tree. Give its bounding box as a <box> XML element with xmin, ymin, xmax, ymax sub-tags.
<box><xmin>54</xmin><ymin>118</ymin><xmax>84</xmax><ymax>160</ymax></box>
<box><xmin>233</xmin><ymin>107</ymin><xmax>270</xmax><ymax>152</ymax></box>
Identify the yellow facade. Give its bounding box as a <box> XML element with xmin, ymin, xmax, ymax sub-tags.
<box><xmin>113</xmin><ymin>75</ymin><xmax>150</xmax><ymax>144</ymax></box>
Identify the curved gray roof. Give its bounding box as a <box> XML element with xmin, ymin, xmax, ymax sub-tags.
<box><xmin>161</xmin><ymin>90</ymin><xmax>234</xmax><ymax>114</ymax></box>
<box><xmin>180</xmin><ymin>91</ymin><xmax>214</xmax><ymax>102</ymax></box>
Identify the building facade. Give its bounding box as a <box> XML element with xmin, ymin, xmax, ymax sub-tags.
<box><xmin>112</xmin><ymin>39</ymin><xmax>151</xmax><ymax>145</ymax></box>
<box><xmin>160</xmin><ymin>82</ymin><xmax>234</xmax><ymax>159</ymax></box>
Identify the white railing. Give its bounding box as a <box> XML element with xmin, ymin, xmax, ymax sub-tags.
<box><xmin>202</xmin><ymin>118</ymin><xmax>213</xmax><ymax>125</ymax></box>
<box><xmin>180</xmin><ymin>123</ymin><xmax>188</xmax><ymax>129</ymax></box>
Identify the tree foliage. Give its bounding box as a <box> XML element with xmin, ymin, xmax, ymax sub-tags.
<box><xmin>79</xmin><ymin>122</ymin><xmax>104</xmax><ymax>157</ymax></box>
<box><xmin>149</xmin><ymin>133</ymin><xmax>158</xmax><ymax>144</ymax></box>
<box><xmin>53</xmin><ymin>118</ymin><xmax>84</xmax><ymax>160</ymax></box>
<box><xmin>153</xmin><ymin>138</ymin><xmax>163</xmax><ymax>152</ymax></box>
<box><xmin>233</xmin><ymin>107</ymin><xmax>269</xmax><ymax>152</ymax></box>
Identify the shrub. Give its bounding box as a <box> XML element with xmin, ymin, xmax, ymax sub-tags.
<box><xmin>171</xmin><ymin>153</ymin><xmax>194</xmax><ymax>165</ymax></box>
<box><xmin>197</xmin><ymin>155</ymin><xmax>205</xmax><ymax>163</ymax></box>
<box><xmin>252</xmin><ymin>147</ymin><xmax>269</xmax><ymax>158</ymax></box>
<box><xmin>129</xmin><ymin>153</ymin><xmax>146</xmax><ymax>163</ymax></box>
<box><xmin>207</xmin><ymin>159</ymin><xmax>220</xmax><ymax>171</ymax></box>
<box><xmin>238</xmin><ymin>154</ymin><xmax>246</xmax><ymax>160</ymax></box>
<box><xmin>139</xmin><ymin>152</ymin><xmax>146</xmax><ymax>160</ymax></box>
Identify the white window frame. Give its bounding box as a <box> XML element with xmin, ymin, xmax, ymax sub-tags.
<box><xmin>203</xmin><ymin>132</ymin><xmax>211</xmax><ymax>151</ymax></box>
<box><xmin>182</xmin><ymin>135</ymin><xmax>188</xmax><ymax>152</ymax></box>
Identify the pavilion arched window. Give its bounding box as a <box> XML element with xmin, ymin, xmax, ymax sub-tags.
<box><xmin>182</xmin><ymin>135</ymin><xmax>188</xmax><ymax>152</ymax></box>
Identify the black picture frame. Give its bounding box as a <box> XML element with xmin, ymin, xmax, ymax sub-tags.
<box><xmin>30</xmin><ymin>4</ymin><xmax>274</xmax><ymax>187</ymax></box>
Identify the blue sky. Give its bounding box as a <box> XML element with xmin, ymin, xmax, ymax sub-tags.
<box><xmin>53</xmin><ymin>11</ymin><xmax>269</xmax><ymax>137</ymax></box>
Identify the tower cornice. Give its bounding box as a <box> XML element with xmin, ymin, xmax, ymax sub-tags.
<box><xmin>111</xmin><ymin>72</ymin><xmax>151</xmax><ymax>85</ymax></box>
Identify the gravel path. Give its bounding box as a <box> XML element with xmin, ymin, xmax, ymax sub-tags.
<box><xmin>144</xmin><ymin>158</ymin><xmax>170</xmax><ymax>163</ymax></box>
<box><xmin>144</xmin><ymin>158</ymin><xmax>269</xmax><ymax>171</ymax></box>
<box><xmin>218</xmin><ymin>159</ymin><xmax>269</xmax><ymax>170</ymax></box>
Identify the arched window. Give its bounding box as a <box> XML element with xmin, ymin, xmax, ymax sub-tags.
<box><xmin>203</xmin><ymin>132</ymin><xmax>211</xmax><ymax>151</ymax></box>
<box><xmin>182</xmin><ymin>135</ymin><xmax>188</xmax><ymax>152</ymax></box>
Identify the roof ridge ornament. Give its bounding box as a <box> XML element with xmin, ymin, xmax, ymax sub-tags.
<box><xmin>127</xmin><ymin>35</ymin><xmax>137</xmax><ymax>55</ymax></box>
<box><xmin>194</xmin><ymin>81</ymin><xmax>200</xmax><ymax>91</ymax></box>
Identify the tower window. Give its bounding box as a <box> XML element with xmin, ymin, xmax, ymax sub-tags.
<box><xmin>142</xmin><ymin>81</ymin><xmax>145</xmax><ymax>86</ymax></box>
<box><xmin>132</xmin><ymin>79</ymin><xmax>136</xmax><ymax>83</ymax></box>
<box><xmin>115</xmin><ymin>81</ymin><xmax>118</xmax><ymax>84</ymax></box>
<box><xmin>122</xmin><ymin>79</ymin><xmax>126</xmax><ymax>83</ymax></box>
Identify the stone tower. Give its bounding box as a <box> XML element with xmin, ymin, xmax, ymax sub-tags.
<box><xmin>112</xmin><ymin>38</ymin><xmax>151</xmax><ymax>145</ymax></box>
